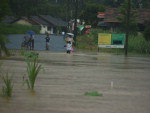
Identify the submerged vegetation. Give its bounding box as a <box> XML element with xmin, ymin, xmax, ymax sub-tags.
<box><xmin>1</xmin><ymin>73</ymin><xmax>13</xmax><ymax>97</ymax></box>
<box><xmin>85</xmin><ymin>91</ymin><xmax>103</xmax><ymax>97</ymax></box>
<box><xmin>23</xmin><ymin>52</ymin><xmax>41</xmax><ymax>91</ymax></box>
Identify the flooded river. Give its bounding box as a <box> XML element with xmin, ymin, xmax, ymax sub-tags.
<box><xmin>0</xmin><ymin>52</ymin><xmax>150</xmax><ymax>113</ymax></box>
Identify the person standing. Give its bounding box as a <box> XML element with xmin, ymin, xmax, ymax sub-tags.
<box><xmin>66</xmin><ymin>41</ymin><xmax>72</xmax><ymax>54</ymax></box>
<box><xmin>30</xmin><ymin>34</ymin><xmax>35</xmax><ymax>50</ymax></box>
<box><xmin>45</xmin><ymin>34</ymin><xmax>50</xmax><ymax>50</ymax></box>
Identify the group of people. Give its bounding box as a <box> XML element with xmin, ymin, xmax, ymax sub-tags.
<box><xmin>21</xmin><ymin>34</ymin><xmax>34</xmax><ymax>50</ymax></box>
<box><xmin>21</xmin><ymin>33</ymin><xmax>74</xmax><ymax>54</ymax></box>
<box><xmin>21</xmin><ymin>34</ymin><xmax>51</xmax><ymax>50</ymax></box>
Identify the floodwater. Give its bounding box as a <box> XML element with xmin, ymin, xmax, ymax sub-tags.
<box><xmin>0</xmin><ymin>52</ymin><xmax>150</xmax><ymax>113</ymax></box>
<box><xmin>6</xmin><ymin>34</ymin><xmax>66</xmax><ymax>52</ymax></box>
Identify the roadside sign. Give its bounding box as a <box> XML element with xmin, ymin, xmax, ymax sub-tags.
<box><xmin>98</xmin><ymin>33</ymin><xmax>111</xmax><ymax>45</ymax></box>
<box><xmin>111</xmin><ymin>34</ymin><xmax>125</xmax><ymax>45</ymax></box>
<box><xmin>98</xmin><ymin>33</ymin><xmax>125</xmax><ymax>48</ymax></box>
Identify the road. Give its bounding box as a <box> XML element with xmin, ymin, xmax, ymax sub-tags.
<box><xmin>0</xmin><ymin>52</ymin><xmax>150</xmax><ymax>113</ymax></box>
<box><xmin>6</xmin><ymin>34</ymin><xmax>66</xmax><ymax>52</ymax></box>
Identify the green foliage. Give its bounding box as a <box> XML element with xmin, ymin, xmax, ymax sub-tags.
<box><xmin>2</xmin><ymin>0</ymin><xmax>149</xmax><ymax>22</ymax></box>
<box><xmin>128</xmin><ymin>35</ymin><xmax>150</xmax><ymax>54</ymax></box>
<box><xmin>118</xmin><ymin>0</ymin><xmax>138</xmax><ymax>36</ymax></box>
<box><xmin>9</xmin><ymin>0</ymin><xmax>66</xmax><ymax>19</ymax></box>
<box><xmin>77</xmin><ymin>29</ymin><xmax>105</xmax><ymax>50</ymax></box>
<box><xmin>23</xmin><ymin>52</ymin><xmax>41</xmax><ymax>91</ymax></box>
<box><xmin>23</xmin><ymin>52</ymin><xmax>39</xmax><ymax>60</ymax></box>
<box><xmin>143</xmin><ymin>25</ymin><xmax>150</xmax><ymax>41</ymax></box>
<box><xmin>1</xmin><ymin>73</ymin><xmax>13</xmax><ymax>97</ymax></box>
<box><xmin>141</xmin><ymin>0</ymin><xmax>150</xmax><ymax>8</ymax></box>
<box><xmin>9</xmin><ymin>0</ymin><xmax>48</xmax><ymax>16</ymax></box>
<box><xmin>80</xmin><ymin>2</ymin><xmax>105</xmax><ymax>26</ymax></box>
<box><xmin>85</xmin><ymin>91</ymin><xmax>103</xmax><ymax>96</ymax></box>
<box><xmin>0</xmin><ymin>23</ymin><xmax>40</xmax><ymax>35</ymax></box>
<box><xmin>0</xmin><ymin>0</ymin><xmax>11</xmax><ymax>21</ymax></box>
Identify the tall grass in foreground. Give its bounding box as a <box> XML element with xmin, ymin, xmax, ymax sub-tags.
<box><xmin>128</xmin><ymin>35</ymin><xmax>150</xmax><ymax>54</ymax></box>
<box><xmin>23</xmin><ymin>52</ymin><xmax>41</xmax><ymax>91</ymax></box>
<box><xmin>1</xmin><ymin>74</ymin><xmax>13</xmax><ymax>97</ymax></box>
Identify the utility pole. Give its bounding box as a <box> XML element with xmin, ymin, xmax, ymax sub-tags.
<box><xmin>125</xmin><ymin>0</ymin><xmax>131</xmax><ymax>56</ymax></box>
<box><xmin>73</xmin><ymin>0</ymin><xmax>78</xmax><ymax>46</ymax></box>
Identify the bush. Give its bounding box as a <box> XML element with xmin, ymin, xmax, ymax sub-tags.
<box><xmin>76</xmin><ymin>29</ymin><xmax>105</xmax><ymax>50</ymax></box>
<box><xmin>128</xmin><ymin>35</ymin><xmax>150</xmax><ymax>54</ymax></box>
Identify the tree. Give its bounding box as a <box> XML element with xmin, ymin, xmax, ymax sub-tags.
<box><xmin>0</xmin><ymin>0</ymin><xmax>11</xmax><ymax>21</ymax></box>
<box><xmin>9</xmin><ymin>0</ymin><xmax>50</xmax><ymax>17</ymax></box>
<box><xmin>79</xmin><ymin>2</ymin><xmax>105</xmax><ymax>27</ymax></box>
<box><xmin>0</xmin><ymin>0</ymin><xmax>10</xmax><ymax>56</ymax></box>
<box><xmin>118</xmin><ymin>0</ymin><xmax>138</xmax><ymax>56</ymax></box>
<box><xmin>0</xmin><ymin>34</ymin><xmax>9</xmax><ymax>57</ymax></box>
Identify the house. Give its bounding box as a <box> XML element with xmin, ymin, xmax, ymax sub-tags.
<box><xmin>30</xmin><ymin>16</ymin><xmax>50</xmax><ymax>34</ymax></box>
<box><xmin>12</xmin><ymin>17</ymin><xmax>34</xmax><ymax>26</ymax></box>
<box><xmin>7</xmin><ymin>16</ymin><xmax>50</xmax><ymax>34</ymax></box>
<box><xmin>98</xmin><ymin>8</ymin><xmax>122</xmax><ymax>31</ymax></box>
<box><xmin>2</xmin><ymin>16</ymin><xmax>48</xmax><ymax>32</ymax></box>
<box><xmin>39</xmin><ymin>15</ymin><xmax>68</xmax><ymax>34</ymax></box>
<box><xmin>98</xmin><ymin>8</ymin><xmax>150</xmax><ymax>31</ymax></box>
<box><xmin>2</xmin><ymin>15</ymin><xmax>68</xmax><ymax>34</ymax></box>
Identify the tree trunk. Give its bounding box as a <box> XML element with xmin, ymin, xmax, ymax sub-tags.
<box><xmin>125</xmin><ymin>0</ymin><xmax>131</xmax><ymax>56</ymax></box>
<box><xmin>73</xmin><ymin>0</ymin><xmax>78</xmax><ymax>46</ymax></box>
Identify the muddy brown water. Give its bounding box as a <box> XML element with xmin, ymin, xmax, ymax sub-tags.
<box><xmin>0</xmin><ymin>52</ymin><xmax>150</xmax><ymax>113</ymax></box>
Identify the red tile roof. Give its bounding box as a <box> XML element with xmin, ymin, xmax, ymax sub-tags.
<box><xmin>104</xmin><ymin>8</ymin><xmax>150</xmax><ymax>24</ymax></box>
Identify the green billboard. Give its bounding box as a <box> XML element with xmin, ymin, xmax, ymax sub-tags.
<box><xmin>98</xmin><ymin>33</ymin><xmax>126</xmax><ymax>48</ymax></box>
<box><xmin>111</xmin><ymin>34</ymin><xmax>126</xmax><ymax>45</ymax></box>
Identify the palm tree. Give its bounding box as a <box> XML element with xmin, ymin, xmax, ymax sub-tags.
<box><xmin>0</xmin><ymin>34</ymin><xmax>9</xmax><ymax>57</ymax></box>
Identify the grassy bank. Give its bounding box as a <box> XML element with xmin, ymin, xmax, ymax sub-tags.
<box><xmin>76</xmin><ymin>29</ymin><xmax>150</xmax><ymax>54</ymax></box>
<box><xmin>0</xmin><ymin>23</ymin><xmax>40</xmax><ymax>34</ymax></box>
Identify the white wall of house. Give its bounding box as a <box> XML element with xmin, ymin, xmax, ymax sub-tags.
<box><xmin>50</xmin><ymin>27</ymin><xmax>54</xmax><ymax>34</ymax></box>
<box><xmin>40</xmin><ymin>25</ymin><xmax>48</xmax><ymax>34</ymax></box>
<box><xmin>40</xmin><ymin>25</ymin><xmax>54</xmax><ymax>34</ymax></box>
